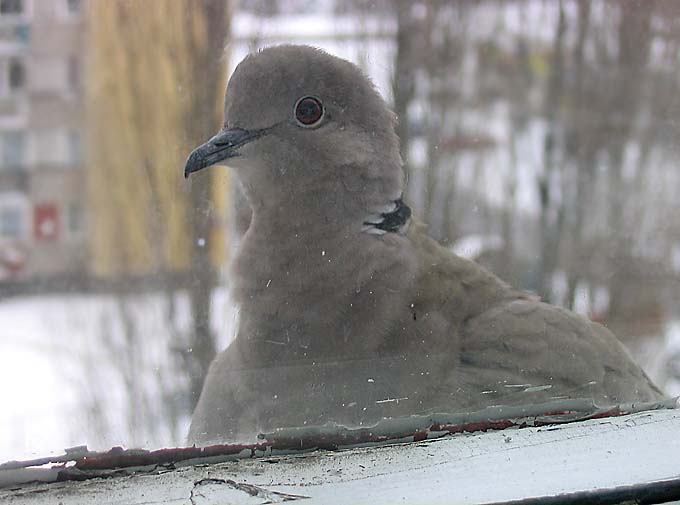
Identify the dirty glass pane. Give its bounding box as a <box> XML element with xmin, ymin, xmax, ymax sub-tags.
<box><xmin>0</xmin><ymin>0</ymin><xmax>679</xmax><ymax>464</ymax></box>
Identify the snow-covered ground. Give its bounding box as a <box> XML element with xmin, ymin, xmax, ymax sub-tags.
<box><xmin>0</xmin><ymin>289</ymin><xmax>238</xmax><ymax>462</ymax></box>
<box><xmin>0</xmin><ymin>289</ymin><xmax>678</xmax><ymax>463</ymax></box>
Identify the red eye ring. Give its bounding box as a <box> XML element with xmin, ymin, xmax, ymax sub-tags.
<box><xmin>294</xmin><ymin>96</ymin><xmax>324</xmax><ymax>127</ymax></box>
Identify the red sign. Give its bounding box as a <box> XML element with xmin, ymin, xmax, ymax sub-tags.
<box><xmin>34</xmin><ymin>203</ymin><xmax>59</xmax><ymax>241</ymax></box>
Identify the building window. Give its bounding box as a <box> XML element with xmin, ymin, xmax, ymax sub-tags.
<box><xmin>0</xmin><ymin>206</ymin><xmax>22</xmax><ymax>239</ymax></box>
<box><xmin>67</xmin><ymin>56</ymin><xmax>80</xmax><ymax>92</ymax></box>
<box><xmin>67</xmin><ymin>201</ymin><xmax>82</xmax><ymax>235</ymax></box>
<box><xmin>8</xmin><ymin>58</ymin><xmax>24</xmax><ymax>91</ymax></box>
<box><xmin>34</xmin><ymin>129</ymin><xmax>77</xmax><ymax>166</ymax></box>
<box><xmin>30</xmin><ymin>57</ymin><xmax>68</xmax><ymax>94</ymax></box>
<box><xmin>0</xmin><ymin>0</ymin><xmax>22</xmax><ymax>15</ymax></box>
<box><xmin>69</xmin><ymin>130</ymin><xmax>81</xmax><ymax>164</ymax></box>
<box><xmin>34</xmin><ymin>203</ymin><xmax>59</xmax><ymax>241</ymax></box>
<box><xmin>58</xmin><ymin>0</ymin><xmax>80</xmax><ymax>20</ymax></box>
<box><xmin>0</xmin><ymin>58</ymin><xmax>26</xmax><ymax>97</ymax></box>
<box><xmin>1</xmin><ymin>131</ymin><xmax>26</xmax><ymax>170</ymax></box>
<box><xmin>67</xmin><ymin>0</ymin><xmax>80</xmax><ymax>14</ymax></box>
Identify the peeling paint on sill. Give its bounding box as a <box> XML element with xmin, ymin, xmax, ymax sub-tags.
<box><xmin>2</xmin><ymin>408</ymin><xmax>680</xmax><ymax>505</ymax></box>
<box><xmin>0</xmin><ymin>398</ymin><xmax>676</xmax><ymax>490</ymax></box>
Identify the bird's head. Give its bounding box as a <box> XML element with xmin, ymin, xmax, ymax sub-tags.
<box><xmin>184</xmin><ymin>45</ymin><xmax>405</xmax><ymax>219</ymax></box>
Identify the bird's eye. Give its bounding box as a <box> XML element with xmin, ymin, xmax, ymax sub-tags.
<box><xmin>294</xmin><ymin>96</ymin><xmax>324</xmax><ymax>127</ymax></box>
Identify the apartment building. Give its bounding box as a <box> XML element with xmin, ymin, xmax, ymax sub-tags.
<box><xmin>0</xmin><ymin>0</ymin><xmax>85</xmax><ymax>281</ymax></box>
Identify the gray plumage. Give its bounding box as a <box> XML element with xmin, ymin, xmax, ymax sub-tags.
<box><xmin>185</xmin><ymin>45</ymin><xmax>663</xmax><ymax>445</ymax></box>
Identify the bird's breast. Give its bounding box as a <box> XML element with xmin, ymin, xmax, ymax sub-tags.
<box><xmin>230</xmin><ymin>227</ymin><xmax>427</xmax><ymax>364</ymax></box>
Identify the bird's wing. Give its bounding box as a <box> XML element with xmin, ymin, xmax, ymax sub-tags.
<box><xmin>452</xmin><ymin>299</ymin><xmax>663</xmax><ymax>410</ymax></box>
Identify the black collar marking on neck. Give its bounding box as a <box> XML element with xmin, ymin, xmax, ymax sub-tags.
<box><xmin>364</xmin><ymin>199</ymin><xmax>412</xmax><ymax>233</ymax></box>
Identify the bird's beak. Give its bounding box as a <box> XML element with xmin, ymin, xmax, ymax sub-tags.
<box><xmin>184</xmin><ymin>127</ymin><xmax>267</xmax><ymax>178</ymax></box>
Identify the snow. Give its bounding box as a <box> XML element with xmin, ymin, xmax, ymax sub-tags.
<box><xmin>230</xmin><ymin>13</ymin><xmax>396</xmax><ymax>103</ymax></box>
<box><xmin>0</xmin><ymin>289</ymin><xmax>678</xmax><ymax>464</ymax></box>
<box><xmin>0</xmin><ymin>289</ymin><xmax>237</xmax><ymax>462</ymax></box>
<box><xmin>450</xmin><ymin>234</ymin><xmax>504</xmax><ymax>260</ymax></box>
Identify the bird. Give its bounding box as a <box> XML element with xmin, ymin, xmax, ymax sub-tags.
<box><xmin>184</xmin><ymin>45</ymin><xmax>664</xmax><ymax>445</ymax></box>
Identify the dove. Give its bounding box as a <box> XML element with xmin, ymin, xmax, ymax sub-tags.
<box><xmin>184</xmin><ymin>45</ymin><xmax>663</xmax><ymax>445</ymax></box>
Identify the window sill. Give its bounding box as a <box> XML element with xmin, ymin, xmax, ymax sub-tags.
<box><xmin>2</xmin><ymin>405</ymin><xmax>680</xmax><ymax>504</ymax></box>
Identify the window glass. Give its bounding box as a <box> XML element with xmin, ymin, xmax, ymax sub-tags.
<box><xmin>33</xmin><ymin>202</ymin><xmax>59</xmax><ymax>241</ymax></box>
<box><xmin>67</xmin><ymin>55</ymin><xmax>80</xmax><ymax>91</ymax></box>
<box><xmin>30</xmin><ymin>57</ymin><xmax>68</xmax><ymax>94</ymax></box>
<box><xmin>68</xmin><ymin>129</ymin><xmax>81</xmax><ymax>164</ymax></box>
<box><xmin>1</xmin><ymin>131</ymin><xmax>25</xmax><ymax>169</ymax></box>
<box><xmin>67</xmin><ymin>200</ymin><xmax>81</xmax><ymax>234</ymax></box>
<box><xmin>0</xmin><ymin>58</ymin><xmax>25</xmax><ymax>97</ymax></box>
<box><xmin>67</xmin><ymin>0</ymin><xmax>80</xmax><ymax>14</ymax></box>
<box><xmin>33</xmin><ymin>129</ymin><xmax>70</xmax><ymax>165</ymax></box>
<box><xmin>0</xmin><ymin>206</ymin><xmax>22</xmax><ymax>238</ymax></box>
<box><xmin>8</xmin><ymin>58</ymin><xmax>24</xmax><ymax>92</ymax></box>
<box><xmin>0</xmin><ymin>0</ymin><xmax>23</xmax><ymax>16</ymax></box>
<box><xmin>0</xmin><ymin>0</ymin><xmax>678</xmax><ymax>471</ymax></box>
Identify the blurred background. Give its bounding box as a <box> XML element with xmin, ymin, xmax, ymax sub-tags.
<box><xmin>1</xmin><ymin>0</ymin><xmax>679</xmax><ymax>460</ymax></box>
